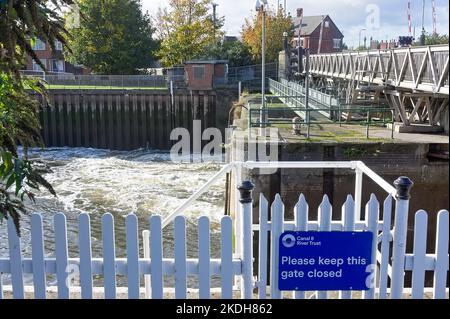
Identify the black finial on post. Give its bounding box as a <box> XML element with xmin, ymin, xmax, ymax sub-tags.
<box><xmin>238</xmin><ymin>181</ymin><xmax>255</xmax><ymax>204</ymax></box>
<box><xmin>394</xmin><ymin>177</ymin><xmax>414</xmax><ymax>200</ymax></box>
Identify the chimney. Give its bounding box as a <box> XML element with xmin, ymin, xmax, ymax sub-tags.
<box><xmin>297</xmin><ymin>8</ymin><xmax>303</xmax><ymax>18</ymax></box>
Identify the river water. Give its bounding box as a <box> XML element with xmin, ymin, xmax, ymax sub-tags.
<box><xmin>0</xmin><ymin>148</ymin><xmax>226</xmax><ymax>287</ymax></box>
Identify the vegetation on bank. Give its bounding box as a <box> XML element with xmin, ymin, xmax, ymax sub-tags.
<box><xmin>0</xmin><ymin>0</ymin><xmax>70</xmax><ymax>233</ymax></box>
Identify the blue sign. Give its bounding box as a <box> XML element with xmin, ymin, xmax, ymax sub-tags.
<box><xmin>279</xmin><ymin>232</ymin><xmax>373</xmax><ymax>291</ymax></box>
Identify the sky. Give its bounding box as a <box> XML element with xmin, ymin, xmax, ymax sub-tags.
<box><xmin>142</xmin><ymin>0</ymin><xmax>449</xmax><ymax>48</ymax></box>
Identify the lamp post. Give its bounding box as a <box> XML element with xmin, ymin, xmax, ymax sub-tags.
<box><xmin>256</xmin><ymin>0</ymin><xmax>268</xmax><ymax>137</ymax></box>
<box><xmin>359</xmin><ymin>28</ymin><xmax>366</xmax><ymax>50</ymax></box>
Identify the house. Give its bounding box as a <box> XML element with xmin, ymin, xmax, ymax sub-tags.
<box><xmin>24</xmin><ymin>38</ymin><xmax>89</xmax><ymax>75</ymax></box>
<box><xmin>292</xmin><ymin>9</ymin><xmax>344</xmax><ymax>54</ymax></box>
<box><xmin>184</xmin><ymin>60</ymin><xmax>228</xmax><ymax>91</ymax></box>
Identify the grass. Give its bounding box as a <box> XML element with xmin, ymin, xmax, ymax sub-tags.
<box><xmin>26</xmin><ymin>84</ymin><xmax>167</xmax><ymax>90</ymax></box>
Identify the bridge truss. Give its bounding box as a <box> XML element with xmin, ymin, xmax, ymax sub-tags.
<box><xmin>308</xmin><ymin>45</ymin><xmax>449</xmax><ymax>129</ymax></box>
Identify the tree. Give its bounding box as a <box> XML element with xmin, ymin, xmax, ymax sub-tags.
<box><xmin>424</xmin><ymin>33</ymin><xmax>449</xmax><ymax>45</ymax></box>
<box><xmin>156</xmin><ymin>0</ymin><xmax>224</xmax><ymax>67</ymax></box>
<box><xmin>196</xmin><ymin>40</ymin><xmax>254</xmax><ymax>67</ymax></box>
<box><xmin>241</xmin><ymin>8</ymin><xmax>293</xmax><ymax>63</ymax></box>
<box><xmin>0</xmin><ymin>0</ymin><xmax>68</xmax><ymax>234</ymax></box>
<box><xmin>66</xmin><ymin>0</ymin><xmax>159</xmax><ymax>74</ymax></box>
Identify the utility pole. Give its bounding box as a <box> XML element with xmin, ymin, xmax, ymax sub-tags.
<box><xmin>407</xmin><ymin>1</ymin><xmax>412</xmax><ymax>36</ymax></box>
<box><xmin>256</xmin><ymin>0</ymin><xmax>268</xmax><ymax>137</ymax></box>
<box><xmin>420</xmin><ymin>0</ymin><xmax>426</xmax><ymax>45</ymax></box>
<box><xmin>432</xmin><ymin>0</ymin><xmax>437</xmax><ymax>34</ymax></box>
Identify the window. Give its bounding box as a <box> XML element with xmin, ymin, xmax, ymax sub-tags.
<box><xmin>55</xmin><ymin>41</ymin><xmax>63</xmax><ymax>51</ymax></box>
<box><xmin>324</xmin><ymin>21</ymin><xmax>330</xmax><ymax>28</ymax></box>
<box><xmin>33</xmin><ymin>39</ymin><xmax>46</xmax><ymax>51</ymax></box>
<box><xmin>299</xmin><ymin>38</ymin><xmax>305</xmax><ymax>47</ymax></box>
<box><xmin>333</xmin><ymin>39</ymin><xmax>342</xmax><ymax>49</ymax></box>
<box><xmin>51</xmin><ymin>59</ymin><xmax>65</xmax><ymax>72</ymax></box>
<box><xmin>193</xmin><ymin>65</ymin><xmax>205</xmax><ymax>80</ymax></box>
<box><xmin>32</xmin><ymin>59</ymin><xmax>46</xmax><ymax>71</ymax></box>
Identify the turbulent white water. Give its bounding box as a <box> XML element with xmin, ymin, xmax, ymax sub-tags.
<box><xmin>0</xmin><ymin>148</ymin><xmax>227</xmax><ymax>286</ymax></box>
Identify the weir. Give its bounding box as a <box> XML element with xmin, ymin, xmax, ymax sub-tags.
<box><xmin>34</xmin><ymin>89</ymin><xmax>235</xmax><ymax>151</ymax></box>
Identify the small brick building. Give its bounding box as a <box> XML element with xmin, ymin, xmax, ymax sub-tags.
<box><xmin>292</xmin><ymin>9</ymin><xmax>344</xmax><ymax>54</ymax></box>
<box><xmin>184</xmin><ymin>60</ymin><xmax>228</xmax><ymax>91</ymax></box>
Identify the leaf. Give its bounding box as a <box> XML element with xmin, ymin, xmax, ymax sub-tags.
<box><xmin>5</xmin><ymin>174</ymin><xmax>16</xmax><ymax>190</ymax></box>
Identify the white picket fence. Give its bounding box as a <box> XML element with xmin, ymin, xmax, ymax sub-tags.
<box><xmin>0</xmin><ymin>161</ymin><xmax>448</xmax><ymax>299</ymax></box>
<box><xmin>0</xmin><ymin>213</ymin><xmax>238</xmax><ymax>299</ymax></box>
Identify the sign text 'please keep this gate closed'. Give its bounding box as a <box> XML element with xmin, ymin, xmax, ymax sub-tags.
<box><xmin>278</xmin><ymin>232</ymin><xmax>374</xmax><ymax>291</ymax></box>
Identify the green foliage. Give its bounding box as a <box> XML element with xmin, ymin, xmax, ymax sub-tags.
<box><xmin>0</xmin><ymin>0</ymin><xmax>74</xmax><ymax>75</ymax></box>
<box><xmin>241</xmin><ymin>8</ymin><xmax>293</xmax><ymax>63</ymax></box>
<box><xmin>413</xmin><ymin>33</ymin><xmax>449</xmax><ymax>46</ymax></box>
<box><xmin>156</xmin><ymin>0</ymin><xmax>224</xmax><ymax>67</ymax></box>
<box><xmin>424</xmin><ymin>33</ymin><xmax>449</xmax><ymax>45</ymax></box>
<box><xmin>0</xmin><ymin>0</ymin><xmax>67</xmax><ymax>234</ymax></box>
<box><xmin>196</xmin><ymin>40</ymin><xmax>254</xmax><ymax>67</ymax></box>
<box><xmin>66</xmin><ymin>0</ymin><xmax>159</xmax><ymax>74</ymax></box>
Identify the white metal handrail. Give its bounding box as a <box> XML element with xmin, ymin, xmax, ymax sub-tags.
<box><xmin>162</xmin><ymin>160</ymin><xmax>399</xmax><ymax>230</ymax></box>
<box><xmin>161</xmin><ymin>163</ymin><xmax>234</xmax><ymax>229</ymax></box>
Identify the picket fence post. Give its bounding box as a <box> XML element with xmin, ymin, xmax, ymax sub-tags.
<box><xmin>340</xmin><ymin>195</ymin><xmax>355</xmax><ymax>299</ymax></box>
<box><xmin>433</xmin><ymin>210</ymin><xmax>449</xmax><ymax>299</ymax></box>
<box><xmin>411</xmin><ymin>210</ymin><xmax>428</xmax><ymax>299</ymax></box>
<box><xmin>270</xmin><ymin>194</ymin><xmax>284</xmax><ymax>299</ymax></box>
<box><xmin>199</xmin><ymin>216</ymin><xmax>211</xmax><ymax>299</ymax></box>
<box><xmin>391</xmin><ymin>177</ymin><xmax>414</xmax><ymax>299</ymax></box>
<box><xmin>238</xmin><ymin>180</ymin><xmax>255</xmax><ymax>299</ymax></box>
<box><xmin>378</xmin><ymin>195</ymin><xmax>393</xmax><ymax>299</ymax></box>
<box><xmin>258</xmin><ymin>194</ymin><xmax>269</xmax><ymax>299</ymax></box>
<box><xmin>7</xmin><ymin>218</ymin><xmax>24</xmax><ymax>299</ymax></box>
<box><xmin>102</xmin><ymin>213</ymin><xmax>117</xmax><ymax>299</ymax></box>
<box><xmin>294</xmin><ymin>194</ymin><xmax>309</xmax><ymax>300</ymax></box>
<box><xmin>174</xmin><ymin>216</ymin><xmax>187</xmax><ymax>299</ymax></box>
<box><xmin>317</xmin><ymin>195</ymin><xmax>332</xmax><ymax>300</ymax></box>
<box><xmin>31</xmin><ymin>213</ymin><xmax>46</xmax><ymax>299</ymax></box>
<box><xmin>221</xmin><ymin>216</ymin><xmax>234</xmax><ymax>299</ymax></box>
<box><xmin>54</xmin><ymin>213</ymin><xmax>70</xmax><ymax>299</ymax></box>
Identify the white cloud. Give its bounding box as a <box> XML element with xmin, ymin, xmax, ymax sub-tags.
<box><xmin>142</xmin><ymin>0</ymin><xmax>450</xmax><ymax>47</ymax></box>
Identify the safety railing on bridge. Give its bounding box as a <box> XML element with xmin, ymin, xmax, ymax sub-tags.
<box><xmin>263</xmin><ymin>78</ymin><xmax>395</xmax><ymax>139</ymax></box>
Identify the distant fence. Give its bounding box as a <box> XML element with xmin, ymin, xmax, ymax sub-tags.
<box><xmin>21</xmin><ymin>63</ymin><xmax>279</xmax><ymax>91</ymax></box>
<box><xmin>37</xmin><ymin>75</ymin><xmax>168</xmax><ymax>90</ymax></box>
<box><xmin>227</xmin><ymin>63</ymin><xmax>278</xmax><ymax>84</ymax></box>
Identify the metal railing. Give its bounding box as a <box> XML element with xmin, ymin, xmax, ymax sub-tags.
<box><xmin>160</xmin><ymin>160</ymin><xmax>404</xmax><ymax>274</ymax></box>
<box><xmin>24</xmin><ymin>74</ymin><xmax>168</xmax><ymax>90</ymax></box>
<box><xmin>265</xmin><ymin>78</ymin><xmax>395</xmax><ymax>139</ymax></box>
